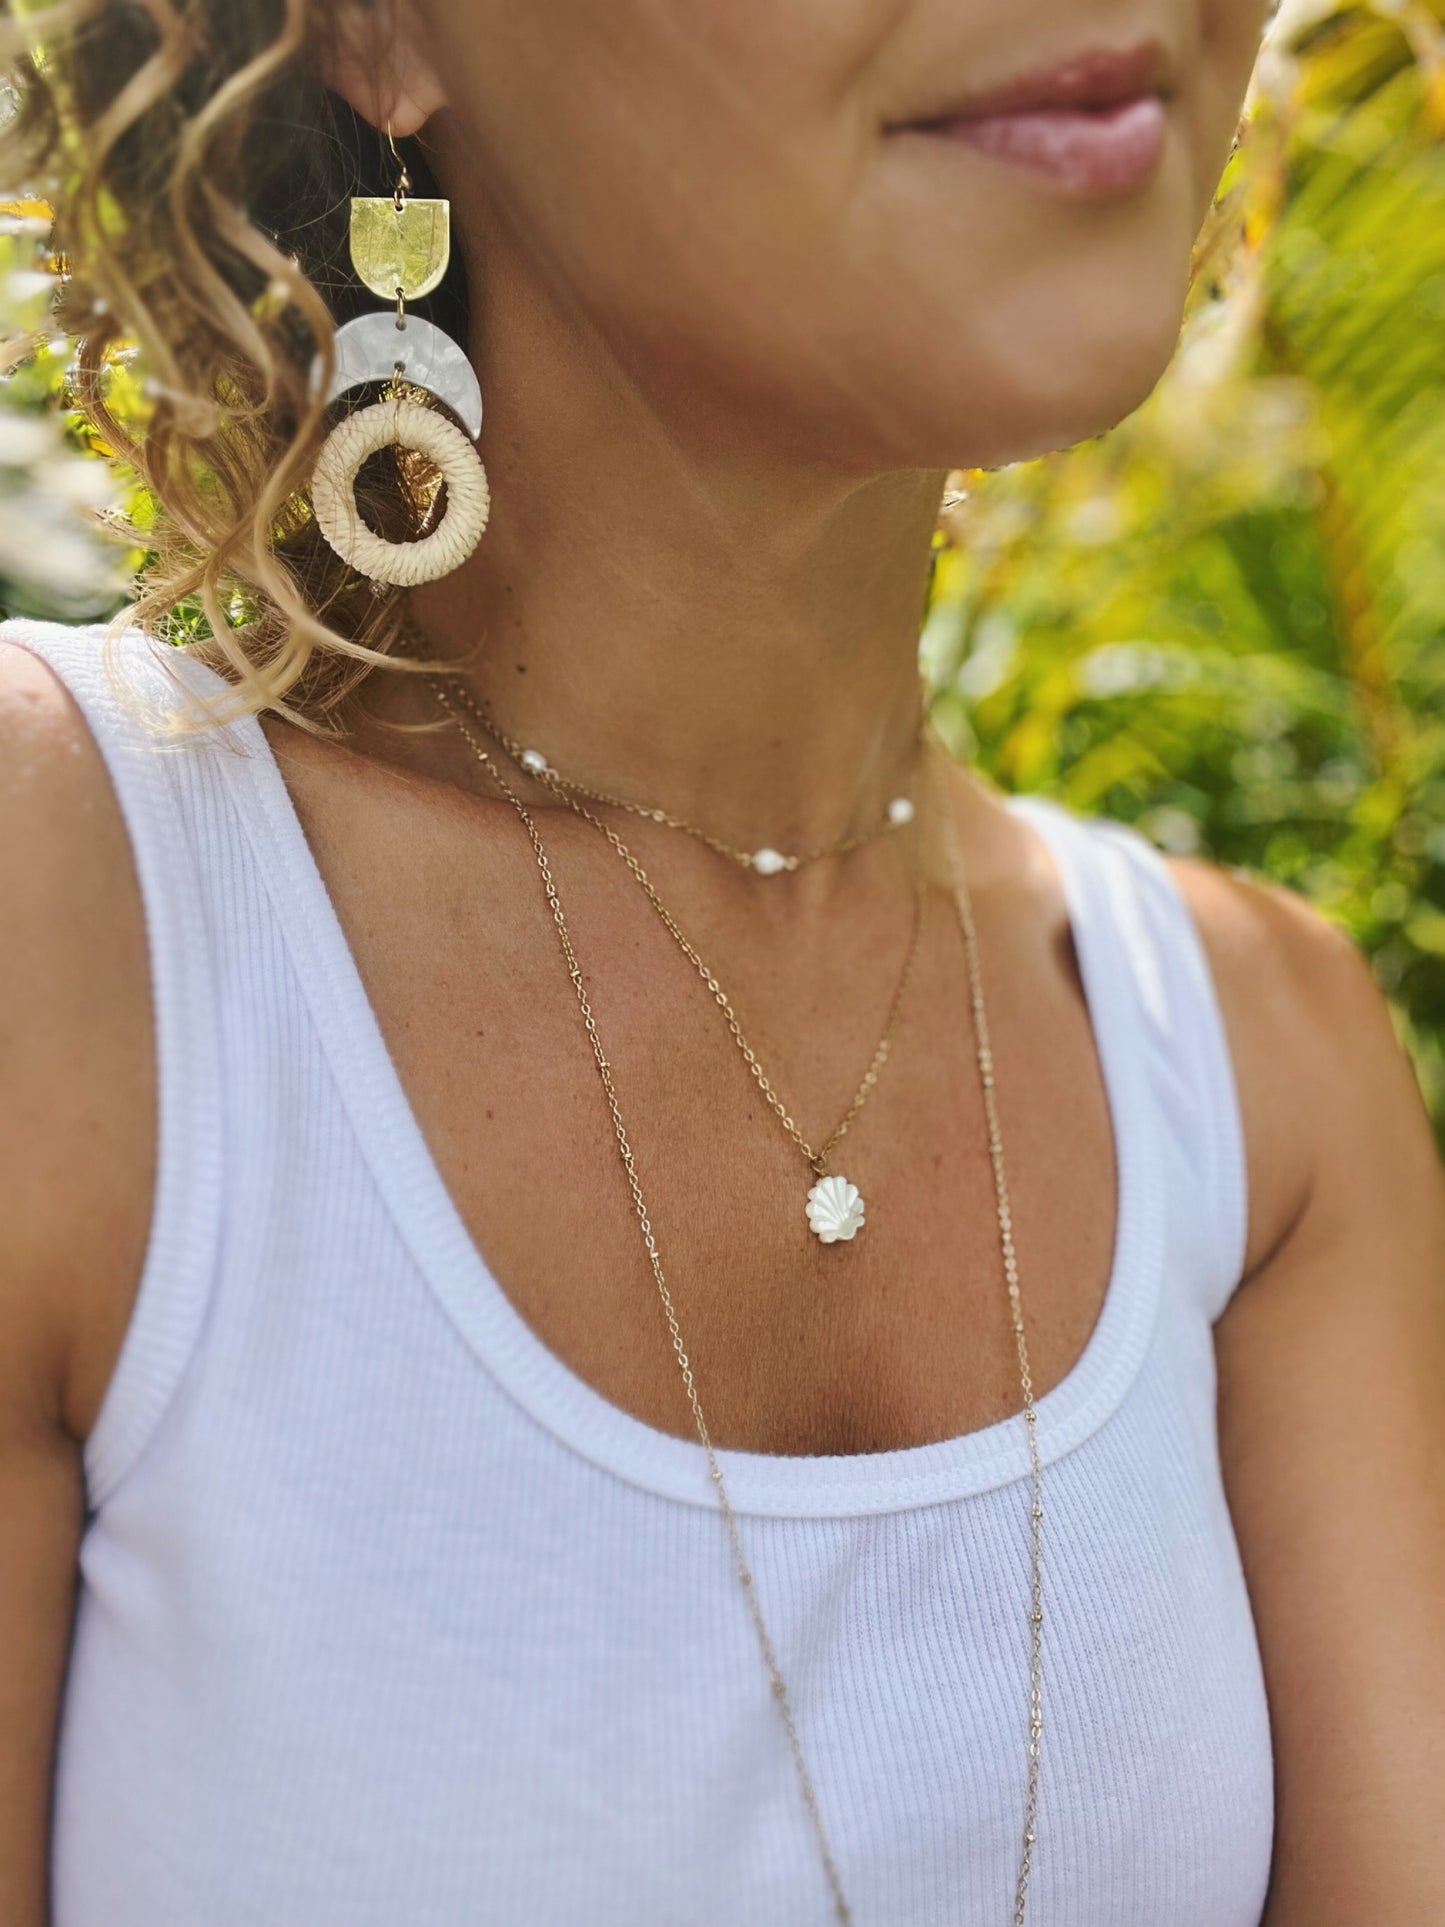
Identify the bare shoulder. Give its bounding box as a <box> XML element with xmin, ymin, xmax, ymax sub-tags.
<box><xmin>1161</xmin><ymin>850</ymin><xmax>1434</xmax><ymax>1280</ymax></box>
<box><xmin>0</xmin><ymin>636</ymin><xmax>160</xmax><ymax>1923</ymax></box>
<box><xmin>0</xmin><ymin>637</ymin><xmax>155</xmax><ymax>1443</ymax></box>
<box><xmin>1163</xmin><ymin>848</ymin><xmax>1445</xmax><ymax>1922</ymax></box>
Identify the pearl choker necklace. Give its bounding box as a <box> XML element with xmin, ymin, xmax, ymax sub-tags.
<box><xmin>472</xmin><ymin>696</ymin><xmax>920</xmax><ymax>876</ymax></box>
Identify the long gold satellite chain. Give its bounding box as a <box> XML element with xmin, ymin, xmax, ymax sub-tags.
<box><xmin>931</xmin><ymin>736</ymin><xmax>1045</xmax><ymax>1924</ymax></box>
<box><xmin>429</xmin><ymin>676</ymin><xmax>1046</xmax><ymax>1925</ymax></box>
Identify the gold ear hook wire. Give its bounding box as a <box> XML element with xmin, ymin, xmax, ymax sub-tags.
<box><xmin>385</xmin><ymin>120</ymin><xmax>412</xmax><ymax>209</ymax></box>
<box><xmin>385</xmin><ymin>121</ymin><xmax>411</xmax><ymax>326</ymax></box>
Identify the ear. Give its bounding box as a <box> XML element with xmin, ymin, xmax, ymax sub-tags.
<box><xmin>318</xmin><ymin>1</ymin><xmax>447</xmax><ymax>138</ymax></box>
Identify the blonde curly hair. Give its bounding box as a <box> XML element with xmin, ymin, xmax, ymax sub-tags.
<box><xmin>3</xmin><ymin>0</ymin><xmax>464</xmax><ymax>731</ymax></box>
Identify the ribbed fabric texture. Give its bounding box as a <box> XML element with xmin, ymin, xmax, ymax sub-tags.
<box><xmin>4</xmin><ymin>620</ymin><xmax>1273</xmax><ymax>1927</ymax></box>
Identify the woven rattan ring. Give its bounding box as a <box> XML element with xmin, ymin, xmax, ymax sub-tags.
<box><xmin>311</xmin><ymin>397</ymin><xmax>491</xmax><ymax>588</ymax></box>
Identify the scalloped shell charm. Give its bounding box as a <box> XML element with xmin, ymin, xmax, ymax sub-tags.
<box><xmin>805</xmin><ymin>1174</ymin><xmax>865</xmax><ymax>1244</ymax></box>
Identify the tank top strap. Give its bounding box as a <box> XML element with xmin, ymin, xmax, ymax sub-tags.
<box><xmin>1006</xmin><ymin>793</ymin><xmax>1250</xmax><ymax>1325</ymax></box>
<box><xmin>0</xmin><ymin>617</ymin><xmax>229</xmax><ymax>1505</ymax></box>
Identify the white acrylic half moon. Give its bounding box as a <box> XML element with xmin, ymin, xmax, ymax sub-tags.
<box><xmin>316</xmin><ymin>314</ymin><xmax>483</xmax><ymax>440</ymax></box>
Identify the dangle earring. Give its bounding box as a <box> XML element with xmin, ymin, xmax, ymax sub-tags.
<box><xmin>309</xmin><ymin>128</ymin><xmax>490</xmax><ymax>587</ymax></box>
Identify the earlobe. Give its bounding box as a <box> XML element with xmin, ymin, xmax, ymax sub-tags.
<box><xmin>377</xmin><ymin>75</ymin><xmax>447</xmax><ymax>140</ymax></box>
<box><xmin>317</xmin><ymin>4</ymin><xmax>448</xmax><ymax>138</ymax></box>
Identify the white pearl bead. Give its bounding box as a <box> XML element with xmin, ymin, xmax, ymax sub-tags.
<box><xmin>520</xmin><ymin>749</ymin><xmax>549</xmax><ymax>774</ymax></box>
<box><xmin>751</xmin><ymin>847</ymin><xmax>787</xmax><ymax>876</ymax></box>
<box><xmin>888</xmin><ymin>796</ymin><xmax>915</xmax><ymax>826</ymax></box>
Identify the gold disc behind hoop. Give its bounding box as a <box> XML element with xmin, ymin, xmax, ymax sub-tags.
<box><xmin>350</xmin><ymin>198</ymin><xmax>451</xmax><ymax>303</ymax></box>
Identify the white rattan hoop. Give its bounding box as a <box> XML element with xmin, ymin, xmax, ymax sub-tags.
<box><xmin>311</xmin><ymin>397</ymin><xmax>490</xmax><ymax>587</ymax></box>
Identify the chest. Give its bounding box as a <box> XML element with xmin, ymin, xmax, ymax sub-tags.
<box><xmin>273</xmin><ymin>737</ymin><xmax>1122</xmax><ymax>1458</ymax></box>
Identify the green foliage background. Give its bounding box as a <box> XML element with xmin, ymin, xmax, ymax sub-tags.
<box><xmin>2</xmin><ymin>0</ymin><xmax>1443</xmax><ymax>1142</ymax></box>
<box><xmin>926</xmin><ymin>0</ymin><xmax>1445</xmax><ymax>1145</ymax></box>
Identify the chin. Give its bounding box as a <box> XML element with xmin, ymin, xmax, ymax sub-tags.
<box><xmin>943</xmin><ymin>340</ymin><xmax>1182</xmax><ymax>469</ymax></box>
<box><xmin>865</xmin><ymin>257</ymin><xmax>1193</xmax><ymax>470</ymax></box>
<box><xmin>816</xmin><ymin>146</ymin><xmax>1200</xmax><ymax>469</ymax></box>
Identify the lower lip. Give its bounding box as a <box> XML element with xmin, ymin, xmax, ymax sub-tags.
<box><xmin>933</xmin><ymin>94</ymin><xmax>1167</xmax><ymax>196</ymax></box>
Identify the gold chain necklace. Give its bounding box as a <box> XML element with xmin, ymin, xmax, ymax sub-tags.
<box><xmin>466</xmin><ymin>690</ymin><xmax>921</xmax><ymax>877</ymax></box>
<box><xmin>428</xmin><ymin>677</ymin><xmax>1045</xmax><ymax>1923</ymax></box>
<box><xmin>442</xmin><ymin>680</ymin><xmax>923</xmax><ymax>1245</ymax></box>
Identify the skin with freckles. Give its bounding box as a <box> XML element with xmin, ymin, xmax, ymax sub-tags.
<box><xmin>2</xmin><ymin>2</ymin><xmax>1443</xmax><ymax>1923</ymax></box>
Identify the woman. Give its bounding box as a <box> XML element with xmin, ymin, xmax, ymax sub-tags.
<box><xmin>1</xmin><ymin>1</ymin><xmax>1441</xmax><ymax>1923</ymax></box>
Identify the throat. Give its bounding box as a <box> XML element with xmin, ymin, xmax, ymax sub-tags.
<box><xmin>390</xmin><ymin>461</ymin><xmax>946</xmax><ymax>857</ymax></box>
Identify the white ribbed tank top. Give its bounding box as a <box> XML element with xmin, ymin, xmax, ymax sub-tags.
<box><xmin>5</xmin><ymin>620</ymin><xmax>1274</xmax><ymax>1927</ymax></box>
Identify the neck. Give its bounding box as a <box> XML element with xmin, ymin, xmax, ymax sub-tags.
<box><xmin>383</xmin><ymin>140</ymin><xmax>949</xmax><ymax>854</ymax></box>
<box><xmin>406</xmin><ymin>470</ymin><xmax>942</xmax><ymax>853</ymax></box>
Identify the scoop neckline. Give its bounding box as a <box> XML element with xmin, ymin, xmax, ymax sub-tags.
<box><xmin>195</xmin><ymin>647</ymin><xmax>1165</xmax><ymax>1519</ymax></box>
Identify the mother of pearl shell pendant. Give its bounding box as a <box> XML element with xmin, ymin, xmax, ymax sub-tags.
<box><xmin>317</xmin><ymin>313</ymin><xmax>484</xmax><ymax>439</ymax></box>
<box><xmin>805</xmin><ymin>1173</ymin><xmax>865</xmax><ymax>1244</ymax></box>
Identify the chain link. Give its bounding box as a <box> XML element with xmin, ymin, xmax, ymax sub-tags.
<box><xmin>430</xmin><ymin>675</ymin><xmax>1044</xmax><ymax>1925</ymax></box>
